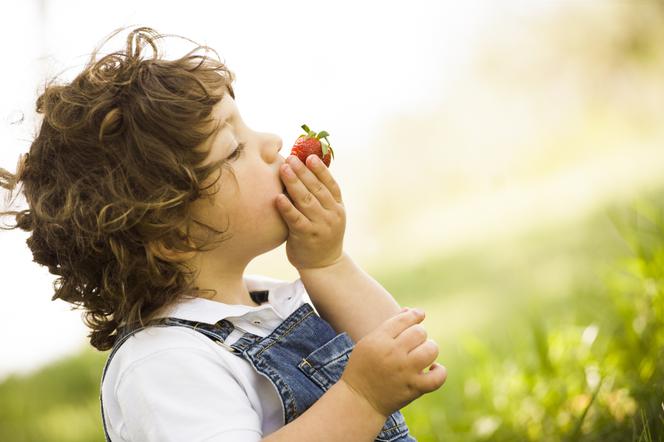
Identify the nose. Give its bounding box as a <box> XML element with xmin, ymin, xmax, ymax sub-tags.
<box><xmin>275</xmin><ymin>137</ymin><xmax>284</xmax><ymax>156</ymax></box>
<box><xmin>262</xmin><ymin>132</ymin><xmax>284</xmax><ymax>164</ymax></box>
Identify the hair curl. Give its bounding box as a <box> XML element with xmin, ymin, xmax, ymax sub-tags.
<box><xmin>0</xmin><ymin>26</ymin><xmax>238</xmax><ymax>351</ymax></box>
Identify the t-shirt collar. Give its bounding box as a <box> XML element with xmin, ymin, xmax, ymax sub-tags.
<box><xmin>156</xmin><ymin>274</ymin><xmax>306</xmax><ymax>324</ymax></box>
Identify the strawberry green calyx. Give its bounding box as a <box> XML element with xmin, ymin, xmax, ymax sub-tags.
<box><xmin>320</xmin><ymin>139</ymin><xmax>334</xmax><ymax>158</ymax></box>
<box><xmin>300</xmin><ymin>123</ymin><xmax>334</xmax><ymax>158</ymax></box>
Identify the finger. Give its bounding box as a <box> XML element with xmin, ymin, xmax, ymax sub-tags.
<box><xmin>381</xmin><ymin>308</ymin><xmax>426</xmax><ymax>339</ymax></box>
<box><xmin>395</xmin><ymin>323</ymin><xmax>428</xmax><ymax>353</ymax></box>
<box><xmin>408</xmin><ymin>339</ymin><xmax>439</xmax><ymax>371</ymax></box>
<box><xmin>306</xmin><ymin>154</ymin><xmax>343</xmax><ymax>204</ymax></box>
<box><xmin>275</xmin><ymin>193</ymin><xmax>313</xmax><ymax>232</ymax></box>
<box><xmin>288</xmin><ymin>155</ymin><xmax>338</xmax><ymax>211</ymax></box>
<box><xmin>281</xmin><ymin>162</ymin><xmax>324</xmax><ymax>221</ymax></box>
<box><xmin>413</xmin><ymin>362</ymin><xmax>447</xmax><ymax>394</ymax></box>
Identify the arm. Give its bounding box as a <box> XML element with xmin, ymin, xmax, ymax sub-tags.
<box><xmin>113</xmin><ymin>336</ymin><xmax>387</xmax><ymax>442</ymax></box>
<box><xmin>277</xmin><ymin>155</ymin><xmax>401</xmax><ymax>342</ymax></box>
<box><xmin>262</xmin><ymin>380</ymin><xmax>386</xmax><ymax>442</ymax></box>
<box><xmin>298</xmin><ymin>252</ymin><xmax>401</xmax><ymax>343</ymax></box>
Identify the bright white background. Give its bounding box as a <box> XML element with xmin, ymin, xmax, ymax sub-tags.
<box><xmin>2</xmin><ymin>0</ymin><xmax>662</xmax><ymax>381</ymax></box>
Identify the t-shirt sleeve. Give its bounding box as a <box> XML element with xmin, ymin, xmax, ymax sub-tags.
<box><xmin>115</xmin><ymin>347</ymin><xmax>263</xmax><ymax>442</ymax></box>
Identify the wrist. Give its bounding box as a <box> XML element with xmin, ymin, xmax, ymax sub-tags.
<box><xmin>296</xmin><ymin>250</ymin><xmax>347</xmax><ymax>274</ymax></box>
<box><xmin>335</xmin><ymin>378</ymin><xmax>389</xmax><ymax>422</ymax></box>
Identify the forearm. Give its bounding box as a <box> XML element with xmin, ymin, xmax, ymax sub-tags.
<box><xmin>262</xmin><ymin>380</ymin><xmax>386</xmax><ymax>441</ymax></box>
<box><xmin>298</xmin><ymin>252</ymin><xmax>401</xmax><ymax>343</ymax></box>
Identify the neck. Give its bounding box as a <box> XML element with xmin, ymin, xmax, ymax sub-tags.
<box><xmin>189</xmin><ymin>252</ymin><xmax>259</xmax><ymax>307</ymax></box>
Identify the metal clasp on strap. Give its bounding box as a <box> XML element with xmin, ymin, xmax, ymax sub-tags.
<box><xmin>216</xmin><ymin>340</ymin><xmax>239</xmax><ymax>353</ymax></box>
<box><xmin>215</xmin><ymin>321</ymin><xmax>250</xmax><ymax>353</ymax></box>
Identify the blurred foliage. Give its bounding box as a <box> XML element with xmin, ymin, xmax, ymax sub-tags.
<box><xmin>0</xmin><ymin>349</ymin><xmax>107</xmax><ymax>441</ymax></box>
<box><xmin>2</xmin><ymin>2</ymin><xmax>664</xmax><ymax>441</ymax></box>
<box><xmin>1</xmin><ymin>189</ymin><xmax>662</xmax><ymax>441</ymax></box>
<box><xmin>394</xmin><ymin>188</ymin><xmax>664</xmax><ymax>442</ymax></box>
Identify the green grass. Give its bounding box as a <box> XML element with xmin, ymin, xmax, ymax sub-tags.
<box><xmin>388</xmin><ymin>189</ymin><xmax>664</xmax><ymax>441</ymax></box>
<box><xmin>1</xmin><ymin>188</ymin><xmax>663</xmax><ymax>441</ymax></box>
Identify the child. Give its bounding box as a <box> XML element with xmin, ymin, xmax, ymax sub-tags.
<box><xmin>0</xmin><ymin>26</ymin><xmax>447</xmax><ymax>441</ymax></box>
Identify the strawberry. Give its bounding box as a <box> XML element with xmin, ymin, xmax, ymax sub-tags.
<box><xmin>290</xmin><ymin>124</ymin><xmax>334</xmax><ymax>167</ymax></box>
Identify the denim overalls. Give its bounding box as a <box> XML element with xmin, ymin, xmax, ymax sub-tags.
<box><xmin>100</xmin><ymin>295</ymin><xmax>417</xmax><ymax>441</ymax></box>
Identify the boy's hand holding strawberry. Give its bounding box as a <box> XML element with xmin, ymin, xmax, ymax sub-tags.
<box><xmin>276</xmin><ymin>124</ymin><xmax>345</xmax><ymax>270</ymax></box>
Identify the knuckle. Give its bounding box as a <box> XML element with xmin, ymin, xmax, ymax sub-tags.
<box><xmin>330</xmin><ymin>182</ymin><xmax>341</xmax><ymax>195</ymax></box>
<box><xmin>293</xmin><ymin>213</ymin><xmax>307</xmax><ymax>228</ymax></box>
<box><xmin>328</xmin><ymin>210</ymin><xmax>343</xmax><ymax>226</ymax></box>
<box><xmin>301</xmin><ymin>192</ymin><xmax>314</xmax><ymax>205</ymax></box>
<box><xmin>398</xmin><ymin>315</ymin><xmax>411</xmax><ymax>325</ymax></box>
<box><xmin>405</xmin><ymin>379</ymin><xmax>420</xmax><ymax>397</ymax></box>
<box><xmin>404</xmin><ymin>380</ymin><xmax>415</xmax><ymax>396</ymax></box>
<box><xmin>413</xmin><ymin>324</ymin><xmax>427</xmax><ymax>339</ymax></box>
<box><xmin>313</xmin><ymin>182</ymin><xmax>325</xmax><ymax>195</ymax></box>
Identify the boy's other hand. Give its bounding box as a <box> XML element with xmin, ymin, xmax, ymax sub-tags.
<box><xmin>341</xmin><ymin>307</ymin><xmax>447</xmax><ymax>418</ymax></box>
<box><xmin>276</xmin><ymin>154</ymin><xmax>345</xmax><ymax>270</ymax></box>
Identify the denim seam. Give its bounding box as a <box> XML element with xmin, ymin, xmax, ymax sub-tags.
<box><xmin>246</xmin><ymin>354</ymin><xmax>300</xmax><ymax>421</ymax></box>
<box><xmin>381</xmin><ymin>422</ymin><xmax>405</xmax><ymax>432</ymax></box>
<box><xmin>255</xmin><ymin>310</ymin><xmax>315</xmax><ymax>357</ymax></box>
<box><xmin>115</xmin><ymin>323</ymin><xmax>225</xmax><ymax>356</ymax></box>
<box><xmin>150</xmin><ymin>322</ymin><xmax>236</xmax><ymax>350</ymax></box>
<box><xmin>307</xmin><ymin>350</ymin><xmax>351</xmax><ymax>368</ymax></box>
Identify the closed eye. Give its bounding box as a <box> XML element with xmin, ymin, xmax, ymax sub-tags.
<box><xmin>228</xmin><ymin>142</ymin><xmax>245</xmax><ymax>160</ymax></box>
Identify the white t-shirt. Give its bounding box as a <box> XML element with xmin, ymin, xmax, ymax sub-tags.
<box><xmin>101</xmin><ymin>274</ymin><xmax>317</xmax><ymax>442</ymax></box>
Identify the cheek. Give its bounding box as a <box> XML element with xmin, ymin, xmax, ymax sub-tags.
<box><xmin>236</xmin><ymin>181</ymin><xmax>281</xmax><ymax>227</ymax></box>
<box><xmin>190</xmin><ymin>174</ymin><xmax>239</xmax><ymax>229</ymax></box>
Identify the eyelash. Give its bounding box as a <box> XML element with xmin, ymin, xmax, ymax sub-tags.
<box><xmin>228</xmin><ymin>142</ymin><xmax>245</xmax><ymax>160</ymax></box>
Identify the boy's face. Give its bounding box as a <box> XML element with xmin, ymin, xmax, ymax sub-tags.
<box><xmin>191</xmin><ymin>92</ymin><xmax>287</xmax><ymax>262</ymax></box>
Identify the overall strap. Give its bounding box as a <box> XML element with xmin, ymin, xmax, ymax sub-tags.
<box><xmin>100</xmin><ymin>290</ymin><xmax>271</xmax><ymax>442</ymax></box>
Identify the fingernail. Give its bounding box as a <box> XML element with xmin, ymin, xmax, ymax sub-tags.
<box><xmin>400</xmin><ymin>307</ymin><xmax>409</xmax><ymax>313</ymax></box>
<box><xmin>309</xmin><ymin>155</ymin><xmax>320</xmax><ymax>165</ymax></box>
<box><xmin>413</xmin><ymin>308</ymin><xmax>425</xmax><ymax>316</ymax></box>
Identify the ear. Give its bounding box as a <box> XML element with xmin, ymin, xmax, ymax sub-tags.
<box><xmin>146</xmin><ymin>238</ymin><xmax>197</xmax><ymax>263</ymax></box>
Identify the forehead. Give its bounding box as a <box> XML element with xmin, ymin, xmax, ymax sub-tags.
<box><xmin>214</xmin><ymin>91</ymin><xmax>236</xmax><ymax>117</ymax></box>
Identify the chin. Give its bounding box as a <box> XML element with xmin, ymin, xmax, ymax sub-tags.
<box><xmin>264</xmin><ymin>221</ymin><xmax>289</xmax><ymax>252</ymax></box>
<box><xmin>276</xmin><ymin>224</ymin><xmax>289</xmax><ymax>246</ymax></box>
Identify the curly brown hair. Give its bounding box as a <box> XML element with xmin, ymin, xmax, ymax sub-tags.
<box><xmin>0</xmin><ymin>26</ymin><xmax>239</xmax><ymax>351</ymax></box>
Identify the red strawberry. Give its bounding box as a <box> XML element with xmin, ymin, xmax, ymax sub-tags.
<box><xmin>290</xmin><ymin>124</ymin><xmax>334</xmax><ymax>167</ymax></box>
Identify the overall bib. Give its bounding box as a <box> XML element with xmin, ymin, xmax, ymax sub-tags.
<box><xmin>100</xmin><ymin>301</ymin><xmax>417</xmax><ymax>441</ymax></box>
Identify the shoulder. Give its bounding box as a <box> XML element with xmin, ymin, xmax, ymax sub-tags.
<box><xmin>118</xmin><ymin>323</ymin><xmax>220</xmax><ymax>361</ymax></box>
<box><xmin>103</xmin><ymin>327</ymin><xmax>264</xmax><ymax>440</ymax></box>
<box><xmin>105</xmin><ymin>325</ymin><xmax>231</xmax><ymax>390</ymax></box>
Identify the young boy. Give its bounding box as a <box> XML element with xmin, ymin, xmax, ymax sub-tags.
<box><xmin>0</xmin><ymin>26</ymin><xmax>446</xmax><ymax>441</ymax></box>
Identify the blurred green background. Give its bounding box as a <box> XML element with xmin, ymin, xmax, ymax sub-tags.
<box><xmin>2</xmin><ymin>190</ymin><xmax>663</xmax><ymax>441</ymax></box>
<box><xmin>2</xmin><ymin>1</ymin><xmax>664</xmax><ymax>441</ymax></box>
